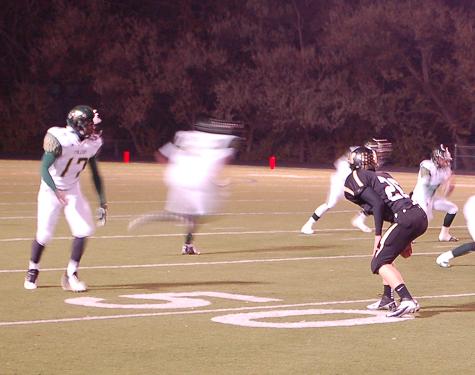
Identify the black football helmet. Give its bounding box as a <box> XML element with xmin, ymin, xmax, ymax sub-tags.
<box><xmin>431</xmin><ymin>144</ymin><xmax>452</xmax><ymax>168</ymax></box>
<box><xmin>66</xmin><ymin>105</ymin><xmax>102</xmax><ymax>140</ymax></box>
<box><xmin>348</xmin><ymin>146</ymin><xmax>378</xmax><ymax>171</ymax></box>
<box><xmin>194</xmin><ymin>117</ymin><xmax>246</xmax><ymax>137</ymax></box>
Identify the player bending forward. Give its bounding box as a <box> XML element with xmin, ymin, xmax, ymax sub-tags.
<box><xmin>24</xmin><ymin>105</ymin><xmax>107</xmax><ymax>292</ymax></box>
<box><xmin>412</xmin><ymin>144</ymin><xmax>458</xmax><ymax>242</ymax></box>
<box><xmin>437</xmin><ymin>195</ymin><xmax>475</xmax><ymax>267</ymax></box>
<box><xmin>344</xmin><ymin>146</ymin><xmax>428</xmax><ymax>317</ymax></box>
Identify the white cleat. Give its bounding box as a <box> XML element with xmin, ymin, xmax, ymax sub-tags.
<box><xmin>438</xmin><ymin>235</ymin><xmax>458</xmax><ymax>242</ymax></box>
<box><xmin>386</xmin><ymin>299</ymin><xmax>420</xmax><ymax>318</ymax></box>
<box><xmin>61</xmin><ymin>272</ymin><xmax>87</xmax><ymax>292</ymax></box>
<box><xmin>351</xmin><ymin>216</ymin><xmax>372</xmax><ymax>233</ymax></box>
<box><xmin>300</xmin><ymin>224</ymin><xmax>314</xmax><ymax>235</ymax></box>
<box><xmin>366</xmin><ymin>296</ymin><xmax>397</xmax><ymax>311</ymax></box>
<box><xmin>181</xmin><ymin>244</ymin><xmax>200</xmax><ymax>255</ymax></box>
<box><xmin>436</xmin><ymin>252</ymin><xmax>452</xmax><ymax>268</ymax></box>
<box><xmin>24</xmin><ymin>269</ymin><xmax>39</xmax><ymax>290</ymax></box>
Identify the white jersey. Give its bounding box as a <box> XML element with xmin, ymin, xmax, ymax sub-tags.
<box><xmin>45</xmin><ymin>126</ymin><xmax>103</xmax><ymax>190</ymax></box>
<box><xmin>160</xmin><ymin>130</ymin><xmax>236</xmax><ymax>191</ymax></box>
<box><xmin>411</xmin><ymin>159</ymin><xmax>453</xmax><ymax>217</ymax></box>
<box><xmin>412</xmin><ymin>160</ymin><xmax>452</xmax><ymax>201</ymax></box>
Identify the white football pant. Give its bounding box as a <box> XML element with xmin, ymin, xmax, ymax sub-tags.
<box><xmin>36</xmin><ymin>182</ymin><xmax>95</xmax><ymax>245</ymax></box>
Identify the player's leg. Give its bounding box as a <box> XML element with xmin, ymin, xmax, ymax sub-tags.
<box><xmin>25</xmin><ymin>186</ymin><xmax>62</xmax><ymax>290</ymax></box>
<box><xmin>433</xmin><ymin>198</ymin><xmax>458</xmax><ymax>241</ymax></box>
<box><xmin>372</xmin><ymin>207</ymin><xmax>427</xmax><ymax>317</ymax></box>
<box><xmin>181</xmin><ymin>218</ymin><xmax>200</xmax><ymax>255</ymax></box>
<box><xmin>351</xmin><ymin>211</ymin><xmax>371</xmax><ymax>233</ymax></box>
<box><xmin>301</xmin><ymin>171</ymin><xmax>344</xmax><ymax>234</ymax></box>
<box><xmin>436</xmin><ymin>242</ymin><xmax>475</xmax><ymax>267</ymax></box>
<box><xmin>366</xmin><ymin>281</ymin><xmax>396</xmax><ymax>311</ymax></box>
<box><xmin>62</xmin><ymin>186</ymin><xmax>94</xmax><ymax>291</ymax></box>
<box><xmin>301</xmin><ymin>203</ymin><xmax>329</xmax><ymax>234</ymax></box>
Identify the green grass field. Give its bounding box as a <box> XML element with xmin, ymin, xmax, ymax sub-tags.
<box><xmin>0</xmin><ymin>160</ymin><xmax>474</xmax><ymax>375</ymax></box>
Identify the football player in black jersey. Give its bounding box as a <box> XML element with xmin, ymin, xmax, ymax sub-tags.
<box><xmin>344</xmin><ymin>146</ymin><xmax>428</xmax><ymax>317</ymax></box>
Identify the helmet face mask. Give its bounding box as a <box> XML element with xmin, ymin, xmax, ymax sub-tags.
<box><xmin>349</xmin><ymin>146</ymin><xmax>378</xmax><ymax>171</ymax></box>
<box><xmin>67</xmin><ymin>105</ymin><xmax>102</xmax><ymax>140</ymax></box>
<box><xmin>431</xmin><ymin>144</ymin><xmax>452</xmax><ymax>168</ymax></box>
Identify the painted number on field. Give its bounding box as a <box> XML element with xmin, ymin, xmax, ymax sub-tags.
<box><xmin>65</xmin><ymin>291</ymin><xmax>281</xmax><ymax>309</ymax></box>
<box><xmin>212</xmin><ymin>309</ymin><xmax>413</xmax><ymax>328</ymax></box>
<box><xmin>65</xmin><ymin>292</ymin><xmax>413</xmax><ymax>328</ymax></box>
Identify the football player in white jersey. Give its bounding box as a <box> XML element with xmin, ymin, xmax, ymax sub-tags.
<box><xmin>436</xmin><ymin>195</ymin><xmax>475</xmax><ymax>267</ymax></box>
<box><xmin>300</xmin><ymin>151</ymin><xmax>371</xmax><ymax>234</ymax></box>
<box><xmin>411</xmin><ymin>144</ymin><xmax>458</xmax><ymax>242</ymax></box>
<box><xmin>300</xmin><ymin>139</ymin><xmax>391</xmax><ymax>235</ymax></box>
<box><xmin>24</xmin><ymin>105</ymin><xmax>107</xmax><ymax>292</ymax></box>
<box><xmin>129</xmin><ymin>117</ymin><xmax>243</xmax><ymax>255</ymax></box>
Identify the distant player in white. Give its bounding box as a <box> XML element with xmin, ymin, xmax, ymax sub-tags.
<box><xmin>436</xmin><ymin>195</ymin><xmax>475</xmax><ymax>267</ymax></box>
<box><xmin>300</xmin><ymin>151</ymin><xmax>371</xmax><ymax>234</ymax></box>
<box><xmin>301</xmin><ymin>139</ymin><xmax>392</xmax><ymax>235</ymax></box>
<box><xmin>24</xmin><ymin>105</ymin><xmax>107</xmax><ymax>292</ymax></box>
<box><xmin>130</xmin><ymin>117</ymin><xmax>243</xmax><ymax>255</ymax></box>
<box><xmin>411</xmin><ymin>144</ymin><xmax>458</xmax><ymax>242</ymax></box>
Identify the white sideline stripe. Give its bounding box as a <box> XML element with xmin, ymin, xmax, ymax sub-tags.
<box><xmin>0</xmin><ymin>224</ymin><xmax>468</xmax><ymax>242</ymax></box>
<box><xmin>0</xmin><ymin>251</ymin><xmax>445</xmax><ymax>274</ymax></box>
<box><xmin>1</xmin><ymin>292</ymin><xmax>474</xmax><ymax>327</ymax></box>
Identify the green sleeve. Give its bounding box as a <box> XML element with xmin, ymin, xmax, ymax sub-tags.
<box><xmin>89</xmin><ymin>156</ymin><xmax>106</xmax><ymax>206</ymax></box>
<box><xmin>40</xmin><ymin>152</ymin><xmax>58</xmax><ymax>191</ymax></box>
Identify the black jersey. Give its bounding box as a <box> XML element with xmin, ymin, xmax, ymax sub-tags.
<box><xmin>344</xmin><ymin>169</ymin><xmax>414</xmax><ymax>235</ymax></box>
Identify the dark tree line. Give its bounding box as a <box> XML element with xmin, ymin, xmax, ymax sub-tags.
<box><xmin>1</xmin><ymin>0</ymin><xmax>474</xmax><ymax>165</ymax></box>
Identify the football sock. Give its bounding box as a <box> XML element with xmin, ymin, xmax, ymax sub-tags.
<box><xmin>29</xmin><ymin>261</ymin><xmax>39</xmax><ymax>271</ymax></box>
<box><xmin>185</xmin><ymin>233</ymin><xmax>193</xmax><ymax>245</ymax></box>
<box><xmin>383</xmin><ymin>284</ymin><xmax>393</xmax><ymax>299</ymax></box>
<box><xmin>452</xmin><ymin>242</ymin><xmax>475</xmax><ymax>258</ymax></box>
<box><xmin>395</xmin><ymin>284</ymin><xmax>412</xmax><ymax>300</ymax></box>
<box><xmin>314</xmin><ymin>203</ymin><xmax>329</xmax><ymax>218</ymax></box>
<box><xmin>67</xmin><ymin>260</ymin><xmax>79</xmax><ymax>277</ymax></box>
<box><xmin>71</xmin><ymin>237</ymin><xmax>86</xmax><ymax>263</ymax></box>
<box><xmin>443</xmin><ymin>213</ymin><xmax>456</xmax><ymax>227</ymax></box>
<box><xmin>30</xmin><ymin>240</ymin><xmax>45</xmax><ymax>264</ymax></box>
<box><xmin>311</xmin><ymin>213</ymin><xmax>320</xmax><ymax>222</ymax></box>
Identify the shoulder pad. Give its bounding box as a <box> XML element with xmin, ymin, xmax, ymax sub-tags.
<box><xmin>43</xmin><ymin>133</ymin><xmax>62</xmax><ymax>156</ymax></box>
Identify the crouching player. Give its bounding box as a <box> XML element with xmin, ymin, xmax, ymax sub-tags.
<box><xmin>344</xmin><ymin>146</ymin><xmax>428</xmax><ymax>317</ymax></box>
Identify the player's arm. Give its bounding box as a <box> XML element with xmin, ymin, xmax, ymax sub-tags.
<box><xmin>359</xmin><ymin>187</ymin><xmax>385</xmax><ymax>252</ymax></box>
<box><xmin>155</xmin><ymin>142</ymin><xmax>176</xmax><ymax>164</ymax></box>
<box><xmin>419</xmin><ymin>166</ymin><xmax>431</xmax><ymax>187</ymax></box>
<box><xmin>89</xmin><ymin>155</ymin><xmax>107</xmax><ymax>226</ymax></box>
<box><xmin>89</xmin><ymin>156</ymin><xmax>106</xmax><ymax>208</ymax></box>
<box><xmin>41</xmin><ymin>133</ymin><xmax>66</xmax><ymax>204</ymax></box>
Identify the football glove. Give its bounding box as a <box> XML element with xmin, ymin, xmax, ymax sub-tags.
<box><xmin>97</xmin><ymin>204</ymin><xmax>108</xmax><ymax>226</ymax></box>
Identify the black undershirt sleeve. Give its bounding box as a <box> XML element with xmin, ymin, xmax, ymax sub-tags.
<box><xmin>360</xmin><ymin>187</ymin><xmax>385</xmax><ymax>236</ymax></box>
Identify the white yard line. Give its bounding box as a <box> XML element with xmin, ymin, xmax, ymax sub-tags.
<box><xmin>0</xmin><ymin>224</ymin><xmax>468</xmax><ymax>243</ymax></box>
<box><xmin>0</xmin><ymin>251</ymin><xmax>446</xmax><ymax>274</ymax></box>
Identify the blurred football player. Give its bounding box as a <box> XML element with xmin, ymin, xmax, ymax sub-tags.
<box><xmin>301</xmin><ymin>139</ymin><xmax>391</xmax><ymax>235</ymax></box>
<box><xmin>24</xmin><ymin>105</ymin><xmax>107</xmax><ymax>292</ymax></box>
<box><xmin>411</xmin><ymin>144</ymin><xmax>458</xmax><ymax>242</ymax></box>
<box><xmin>344</xmin><ymin>146</ymin><xmax>428</xmax><ymax>317</ymax></box>
<box><xmin>130</xmin><ymin>117</ymin><xmax>243</xmax><ymax>255</ymax></box>
<box><xmin>436</xmin><ymin>195</ymin><xmax>475</xmax><ymax>267</ymax></box>
<box><xmin>300</xmin><ymin>150</ymin><xmax>371</xmax><ymax>234</ymax></box>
